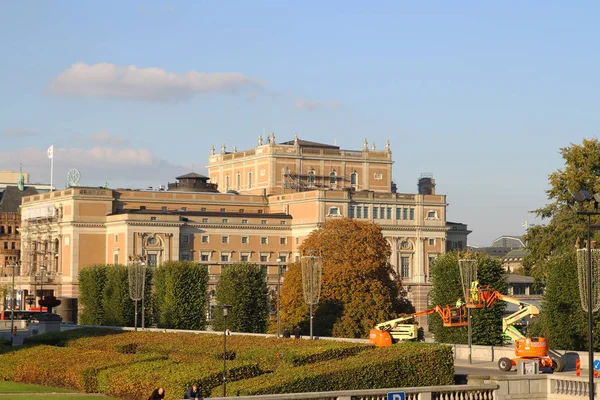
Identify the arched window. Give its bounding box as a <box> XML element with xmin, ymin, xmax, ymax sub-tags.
<box><xmin>236</xmin><ymin>174</ymin><xmax>241</xmax><ymax>190</ymax></box>
<box><xmin>350</xmin><ymin>172</ymin><xmax>358</xmax><ymax>188</ymax></box>
<box><xmin>225</xmin><ymin>175</ymin><xmax>230</xmax><ymax>191</ymax></box>
<box><xmin>329</xmin><ymin>170</ymin><xmax>337</xmax><ymax>187</ymax></box>
<box><xmin>308</xmin><ymin>170</ymin><xmax>315</xmax><ymax>186</ymax></box>
<box><xmin>248</xmin><ymin>172</ymin><xmax>253</xmax><ymax>189</ymax></box>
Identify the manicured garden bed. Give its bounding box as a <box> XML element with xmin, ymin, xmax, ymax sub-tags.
<box><xmin>0</xmin><ymin>328</ymin><xmax>454</xmax><ymax>399</ymax></box>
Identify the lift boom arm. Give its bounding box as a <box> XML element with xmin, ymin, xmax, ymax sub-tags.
<box><xmin>479</xmin><ymin>288</ymin><xmax>540</xmax><ymax>341</ymax></box>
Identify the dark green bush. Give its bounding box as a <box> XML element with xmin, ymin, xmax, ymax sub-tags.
<box><xmin>220</xmin><ymin>343</ymin><xmax>454</xmax><ymax>396</ymax></box>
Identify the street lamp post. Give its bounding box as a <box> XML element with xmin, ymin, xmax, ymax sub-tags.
<box><xmin>574</xmin><ymin>189</ymin><xmax>600</xmax><ymax>400</ymax></box>
<box><xmin>39</xmin><ymin>266</ymin><xmax>46</xmax><ymax>319</ymax></box>
<box><xmin>9</xmin><ymin>261</ymin><xmax>18</xmax><ymax>346</ymax></box>
<box><xmin>219</xmin><ymin>304</ymin><xmax>232</xmax><ymax>397</ymax></box>
<box><xmin>276</xmin><ymin>257</ymin><xmax>282</xmax><ymax>338</ymax></box>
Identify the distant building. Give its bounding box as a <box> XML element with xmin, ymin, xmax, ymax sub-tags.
<box><xmin>502</xmin><ymin>249</ymin><xmax>528</xmax><ymax>273</ymax></box>
<box><xmin>473</xmin><ymin>235</ymin><xmax>525</xmax><ymax>258</ymax></box>
<box><xmin>0</xmin><ymin>170</ymin><xmax>53</xmax><ymax>193</ymax></box>
<box><xmin>446</xmin><ymin>222</ymin><xmax>471</xmax><ymax>251</ymax></box>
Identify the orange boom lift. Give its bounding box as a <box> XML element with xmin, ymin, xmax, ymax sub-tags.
<box><xmin>370</xmin><ymin>285</ymin><xmax>565</xmax><ymax>372</ymax></box>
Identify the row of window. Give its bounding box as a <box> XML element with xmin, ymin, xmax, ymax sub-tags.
<box><xmin>137</xmin><ymin>205</ymin><xmax>266</xmax><ymax>214</ymax></box>
<box><xmin>224</xmin><ymin>172</ymin><xmax>254</xmax><ymax>191</ymax></box>
<box><xmin>348</xmin><ymin>206</ymin><xmax>416</xmax><ymax>221</ymax></box>
<box><xmin>184</xmin><ymin>235</ymin><xmax>290</xmax><ymax>245</ymax></box>
<box><xmin>3</xmin><ymin>242</ymin><xmax>16</xmax><ymax>250</ymax></box>
<box><xmin>188</xmin><ymin>253</ymin><xmax>289</xmax><ymax>263</ymax></box>
<box><xmin>0</xmin><ymin>226</ymin><xmax>17</xmax><ymax>235</ymax></box>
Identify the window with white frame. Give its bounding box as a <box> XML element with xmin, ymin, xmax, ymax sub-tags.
<box><xmin>222</xmin><ymin>236</ymin><xmax>229</xmax><ymax>244</ymax></box>
<box><xmin>200</xmin><ymin>253</ymin><xmax>210</xmax><ymax>262</ymax></box>
<box><xmin>222</xmin><ymin>218</ymin><xmax>229</xmax><ymax>223</ymax></box>
<box><xmin>280</xmin><ymin>237</ymin><xmax>287</xmax><ymax>245</ymax></box>
<box><xmin>350</xmin><ymin>171</ymin><xmax>358</xmax><ymax>188</ymax></box>
<box><xmin>329</xmin><ymin>170</ymin><xmax>336</xmax><ymax>187</ymax></box>
<box><xmin>201</xmin><ymin>236</ymin><xmax>209</xmax><ymax>243</ymax></box>
<box><xmin>241</xmin><ymin>236</ymin><xmax>249</xmax><ymax>244</ymax></box>
<box><xmin>260</xmin><ymin>255</ymin><xmax>268</xmax><ymax>262</ymax></box>
<box><xmin>429</xmin><ymin>238</ymin><xmax>435</xmax><ymax>246</ymax></box>
<box><xmin>349</xmin><ymin>205</ymin><xmax>355</xmax><ymax>218</ymax></box>
<box><xmin>202</xmin><ymin>218</ymin><xmax>209</xmax><ymax>223</ymax></box>
<box><xmin>221</xmin><ymin>254</ymin><xmax>229</xmax><ymax>262</ymax></box>
<box><xmin>113</xmin><ymin>252</ymin><xmax>119</xmax><ymax>264</ymax></box>
<box><xmin>427</xmin><ymin>210</ymin><xmax>437</xmax><ymax>219</ymax></box>
<box><xmin>241</xmin><ymin>253</ymin><xmax>250</xmax><ymax>262</ymax></box>
<box><xmin>261</xmin><ymin>237</ymin><xmax>268</xmax><ymax>244</ymax></box>
<box><xmin>242</xmin><ymin>219</ymin><xmax>248</xmax><ymax>224</ymax></box>
<box><xmin>328</xmin><ymin>207</ymin><xmax>340</xmax><ymax>216</ymax></box>
<box><xmin>400</xmin><ymin>256</ymin><xmax>410</xmax><ymax>278</ymax></box>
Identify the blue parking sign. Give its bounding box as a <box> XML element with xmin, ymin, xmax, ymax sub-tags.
<box><xmin>387</xmin><ymin>392</ymin><xmax>405</xmax><ymax>400</ymax></box>
<box><xmin>594</xmin><ymin>360</ymin><xmax>600</xmax><ymax>371</ymax></box>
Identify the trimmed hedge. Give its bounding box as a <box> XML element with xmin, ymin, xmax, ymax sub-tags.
<box><xmin>2</xmin><ymin>330</ymin><xmax>453</xmax><ymax>399</ymax></box>
<box><xmin>218</xmin><ymin>343</ymin><xmax>454</xmax><ymax>397</ymax></box>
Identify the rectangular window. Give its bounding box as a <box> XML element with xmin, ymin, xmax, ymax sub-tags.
<box><xmin>258</xmin><ymin>209</ymin><xmax>263</xmax><ymax>214</ymax></box>
<box><xmin>11</xmin><ymin>242</ymin><xmax>15</xmax><ymax>250</ymax></box>
<box><xmin>401</xmin><ymin>256</ymin><xmax>410</xmax><ymax>278</ymax></box>
<box><xmin>202</xmin><ymin>218</ymin><xmax>209</xmax><ymax>223</ymax></box>
<box><xmin>242</xmin><ymin>219</ymin><xmax>248</xmax><ymax>224</ymax></box>
<box><xmin>429</xmin><ymin>239</ymin><xmax>435</xmax><ymax>246</ymax></box>
<box><xmin>364</xmin><ymin>207</ymin><xmax>368</xmax><ymax>219</ymax></box>
<box><xmin>296</xmin><ymin>237</ymin><xmax>299</xmax><ymax>245</ymax></box>
<box><xmin>220</xmin><ymin>208</ymin><xmax>226</xmax><ymax>213</ymax></box>
<box><xmin>295</xmin><ymin>255</ymin><xmax>300</xmax><ymax>262</ymax></box>
<box><xmin>140</xmin><ymin>206</ymin><xmax>146</xmax><ymax>210</ymax></box>
<box><xmin>114</xmin><ymin>234</ymin><xmax>118</xmax><ymax>242</ymax></box>
<box><xmin>222</xmin><ymin>236</ymin><xmax>229</xmax><ymax>244</ymax></box>
<box><xmin>262</xmin><ymin>220</ymin><xmax>267</xmax><ymax>225</ymax></box>
<box><xmin>201</xmin><ymin>254</ymin><xmax>209</xmax><ymax>262</ymax></box>
<box><xmin>202</xmin><ymin>236</ymin><xmax>209</xmax><ymax>243</ymax></box>
<box><xmin>221</xmin><ymin>254</ymin><xmax>229</xmax><ymax>262</ymax></box>
<box><xmin>239</xmin><ymin>208</ymin><xmax>244</xmax><ymax>213</ymax></box>
<box><xmin>349</xmin><ymin>206</ymin><xmax>355</xmax><ymax>218</ymax></box>
<box><xmin>280</xmin><ymin>237</ymin><xmax>287</xmax><ymax>245</ymax></box>
<box><xmin>182</xmin><ymin>235</ymin><xmax>189</xmax><ymax>243</ymax></box>
<box><xmin>279</xmin><ymin>255</ymin><xmax>287</xmax><ymax>262</ymax></box>
<box><xmin>403</xmin><ymin>208</ymin><xmax>408</xmax><ymax>220</ymax></box>
<box><xmin>147</xmin><ymin>254</ymin><xmax>158</xmax><ymax>267</ymax></box>
<box><xmin>410</xmin><ymin>208</ymin><xmax>415</xmax><ymax>220</ymax></box>
<box><xmin>373</xmin><ymin>207</ymin><xmax>378</xmax><ymax>219</ymax></box>
<box><xmin>427</xmin><ymin>211</ymin><xmax>436</xmax><ymax>218</ymax></box>
<box><xmin>356</xmin><ymin>206</ymin><xmax>362</xmax><ymax>219</ymax></box>
<box><xmin>387</xmin><ymin>207</ymin><xmax>392</xmax><ymax>219</ymax></box>
<box><xmin>280</xmin><ymin>221</ymin><xmax>287</xmax><ymax>225</ymax></box>
<box><xmin>241</xmin><ymin>236</ymin><xmax>249</xmax><ymax>244</ymax></box>
<box><xmin>222</xmin><ymin>218</ymin><xmax>229</xmax><ymax>223</ymax></box>
<box><xmin>396</xmin><ymin>208</ymin><xmax>401</xmax><ymax>220</ymax></box>
<box><xmin>201</xmin><ymin>207</ymin><xmax>207</xmax><ymax>212</ymax></box>
<box><xmin>113</xmin><ymin>253</ymin><xmax>119</xmax><ymax>264</ymax></box>
<box><xmin>261</xmin><ymin>237</ymin><xmax>268</xmax><ymax>244</ymax></box>
<box><xmin>380</xmin><ymin>207</ymin><xmax>385</xmax><ymax>219</ymax></box>
<box><xmin>180</xmin><ymin>253</ymin><xmax>190</xmax><ymax>261</ymax></box>
<box><xmin>161</xmin><ymin>206</ymin><xmax>167</xmax><ymax>211</ymax></box>
<box><xmin>260</xmin><ymin>255</ymin><xmax>268</xmax><ymax>262</ymax></box>
<box><xmin>181</xmin><ymin>207</ymin><xmax>187</xmax><ymax>211</ymax></box>
<box><xmin>150</xmin><ymin>217</ymin><xmax>157</xmax><ymax>221</ymax></box>
<box><xmin>241</xmin><ymin>254</ymin><xmax>249</xmax><ymax>262</ymax></box>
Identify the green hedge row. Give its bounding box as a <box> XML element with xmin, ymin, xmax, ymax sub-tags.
<box><xmin>219</xmin><ymin>343</ymin><xmax>454</xmax><ymax>397</ymax></box>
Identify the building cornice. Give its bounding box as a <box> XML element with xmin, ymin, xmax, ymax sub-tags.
<box><xmin>183</xmin><ymin>223</ymin><xmax>290</xmax><ymax>231</ymax></box>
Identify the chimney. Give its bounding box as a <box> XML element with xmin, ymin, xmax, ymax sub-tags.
<box><xmin>418</xmin><ymin>173</ymin><xmax>435</xmax><ymax>195</ymax></box>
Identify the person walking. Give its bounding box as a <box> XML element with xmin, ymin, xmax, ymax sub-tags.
<box><xmin>293</xmin><ymin>325</ymin><xmax>301</xmax><ymax>339</ymax></box>
<box><xmin>282</xmin><ymin>328</ymin><xmax>291</xmax><ymax>338</ymax></box>
<box><xmin>148</xmin><ymin>387</ymin><xmax>165</xmax><ymax>400</ymax></box>
<box><xmin>184</xmin><ymin>383</ymin><xmax>202</xmax><ymax>400</ymax></box>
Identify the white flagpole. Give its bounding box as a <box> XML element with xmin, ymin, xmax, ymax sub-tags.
<box><xmin>48</xmin><ymin>145</ymin><xmax>54</xmax><ymax>191</ymax></box>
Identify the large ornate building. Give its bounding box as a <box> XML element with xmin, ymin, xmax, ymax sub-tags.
<box><xmin>18</xmin><ymin>137</ymin><xmax>457</xmax><ymax>325</ymax></box>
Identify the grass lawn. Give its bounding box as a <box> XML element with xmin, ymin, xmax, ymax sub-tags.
<box><xmin>0</xmin><ymin>381</ymin><xmax>116</xmax><ymax>399</ymax></box>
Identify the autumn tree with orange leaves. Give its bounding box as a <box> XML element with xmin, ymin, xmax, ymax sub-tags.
<box><xmin>277</xmin><ymin>218</ymin><xmax>413</xmax><ymax>338</ymax></box>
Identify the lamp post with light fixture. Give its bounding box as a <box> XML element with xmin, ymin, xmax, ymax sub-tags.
<box><xmin>276</xmin><ymin>257</ymin><xmax>282</xmax><ymax>338</ymax></box>
<box><xmin>218</xmin><ymin>304</ymin><xmax>232</xmax><ymax>397</ymax></box>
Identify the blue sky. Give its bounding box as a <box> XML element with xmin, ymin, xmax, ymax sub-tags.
<box><xmin>1</xmin><ymin>1</ymin><xmax>599</xmax><ymax>245</ymax></box>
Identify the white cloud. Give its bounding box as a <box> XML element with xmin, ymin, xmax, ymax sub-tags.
<box><xmin>294</xmin><ymin>98</ymin><xmax>340</xmax><ymax>111</ymax></box>
<box><xmin>49</xmin><ymin>62</ymin><xmax>265</xmax><ymax>101</ymax></box>
<box><xmin>1</xmin><ymin>128</ymin><xmax>37</xmax><ymax>137</ymax></box>
<box><xmin>89</xmin><ymin>132</ymin><xmax>129</xmax><ymax>145</ymax></box>
<box><xmin>0</xmin><ymin>146</ymin><xmax>187</xmax><ymax>187</ymax></box>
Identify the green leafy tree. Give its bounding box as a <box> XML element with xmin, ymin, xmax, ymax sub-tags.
<box><xmin>213</xmin><ymin>263</ymin><xmax>269</xmax><ymax>333</ymax></box>
<box><xmin>530</xmin><ymin>251</ymin><xmax>587</xmax><ymax>350</ymax></box>
<box><xmin>78</xmin><ymin>265</ymin><xmax>107</xmax><ymax>325</ymax></box>
<box><xmin>279</xmin><ymin>218</ymin><xmax>412</xmax><ymax>338</ymax></box>
<box><xmin>153</xmin><ymin>261</ymin><xmax>209</xmax><ymax>330</ymax></box>
<box><xmin>524</xmin><ymin>138</ymin><xmax>600</xmax><ymax>278</ymax></box>
<box><xmin>429</xmin><ymin>252</ymin><xmax>507</xmax><ymax>346</ymax></box>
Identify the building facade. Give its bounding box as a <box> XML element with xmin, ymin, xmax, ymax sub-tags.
<box><xmin>18</xmin><ymin>138</ymin><xmax>456</xmax><ymax>326</ymax></box>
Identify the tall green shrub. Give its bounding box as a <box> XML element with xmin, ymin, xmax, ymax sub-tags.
<box><xmin>213</xmin><ymin>263</ymin><xmax>269</xmax><ymax>333</ymax></box>
<box><xmin>429</xmin><ymin>252</ymin><xmax>507</xmax><ymax>346</ymax></box>
<box><xmin>153</xmin><ymin>261</ymin><xmax>208</xmax><ymax>330</ymax></box>
<box><xmin>78</xmin><ymin>265</ymin><xmax>107</xmax><ymax>325</ymax></box>
<box><xmin>103</xmin><ymin>265</ymin><xmax>133</xmax><ymax>326</ymax></box>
